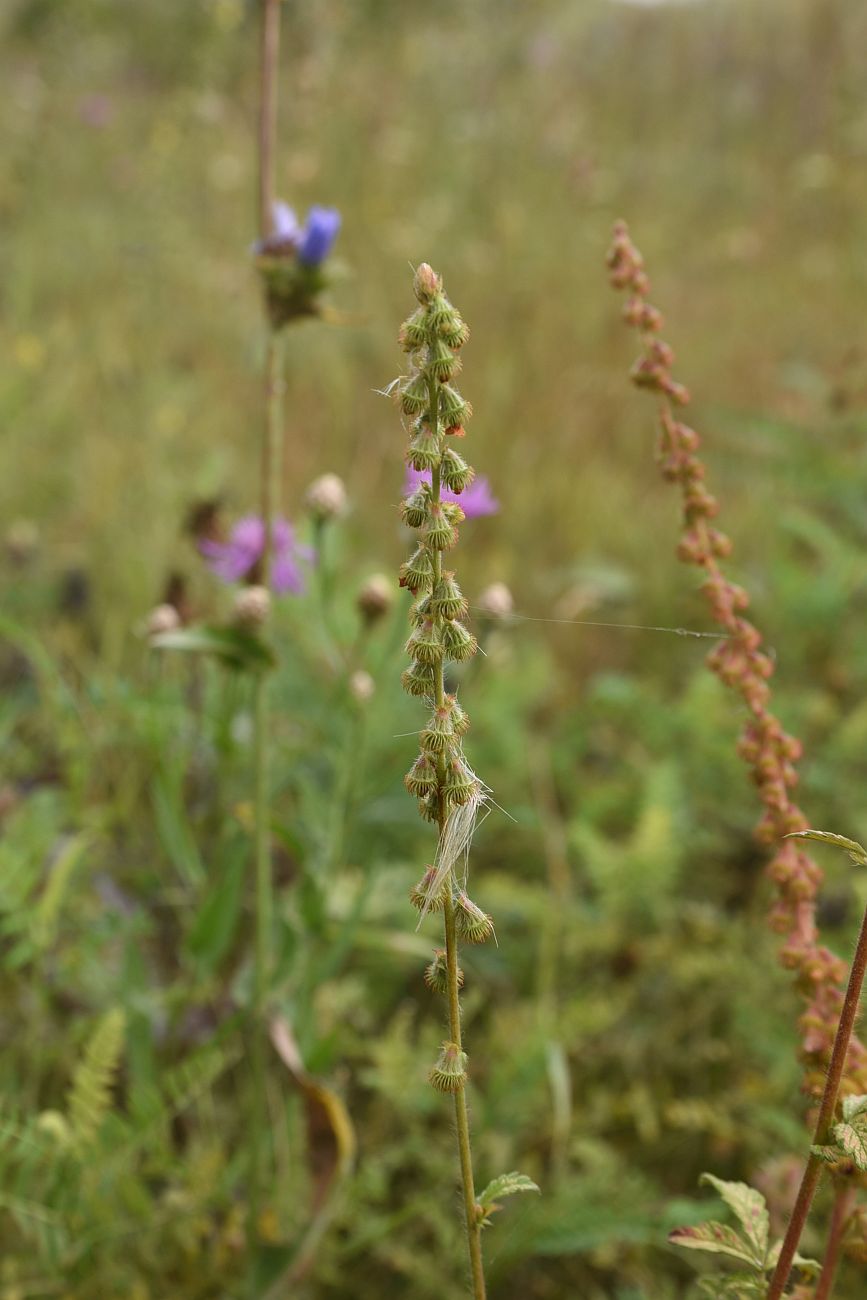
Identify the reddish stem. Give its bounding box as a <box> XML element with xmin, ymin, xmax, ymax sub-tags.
<box><xmin>814</xmin><ymin>1186</ymin><xmax>856</xmax><ymax>1300</ymax></box>
<box><xmin>766</xmin><ymin>900</ymin><xmax>867</xmax><ymax>1299</ymax></box>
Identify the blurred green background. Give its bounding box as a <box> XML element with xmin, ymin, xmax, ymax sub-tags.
<box><xmin>3</xmin><ymin>0</ymin><xmax>867</xmax><ymax>1296</ymax></box>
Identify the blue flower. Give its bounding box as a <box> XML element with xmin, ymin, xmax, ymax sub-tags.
<box><xmin>297</xmin><ymin>206</ymin><xmax>341</xmax><ymax>266</ymax></box>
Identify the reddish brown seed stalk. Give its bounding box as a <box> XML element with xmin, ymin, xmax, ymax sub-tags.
<box><xmin>606</xmin><ymin>220</ymin><xmax>867</xmax><ymax>1100</ymax></box>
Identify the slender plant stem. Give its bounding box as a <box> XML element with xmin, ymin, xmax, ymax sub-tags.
<box><xmin>766</xmin><ymin>900</ymin><xmax>867</xmax><ymax>1299</ymax></box>
<box><xmin>427</xmin><ymin>379</ymin><xmax>486</xmax><ymax>1300</ymax></box>
<box><xmin>814</xmin><ymin>1186</ymin><xmax>855</xmax><ymax>1300</ymax></box>
<box><xmin>249</xmin><ymin>0</ymin><xmax>283</xmax><ymax>1261</ymax></box>
<box><xmin>258</xmin><ymin>0</ymin><xmax>281</xmax><ymax>236</ymax></box>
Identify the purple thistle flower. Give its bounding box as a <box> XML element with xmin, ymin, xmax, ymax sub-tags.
<box><xmin>297</xmin><ymin>206</ymin><xmax>341</xmax><ymax>266</ymax></box>
<box><xmin>200</xmin><ymin>516</ymin><xmax>313</xmax><ymax>595</ymax></box>
<box><xmin>403</xmin><ymin>468</ymin><xmax>499</xmax><ymax>519</ymax></box>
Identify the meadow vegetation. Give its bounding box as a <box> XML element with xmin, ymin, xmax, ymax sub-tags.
<box><xmin>3</xmin><ymin>0</ymin><xmax>867</xmax><ymax>1295</ymax></box>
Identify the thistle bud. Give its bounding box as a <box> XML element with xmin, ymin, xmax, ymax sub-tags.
<box><xmin>305</xmin><ymin>472</ymin><xmax>347</xmax><ymax>521</ymax></box>
<box><xmin>446</xmin><ymin>695</ymin><xmax>470</xmax><ymax>736</ymax></box>
<box><xmin>400</xmin><ymin>373</ymin><xmax>429</xmax><ymax>416</ymax></box>
<box><xmin>400</xmin><ymin>487</ymin><xmax>431</xmax><ymax>529</ymax></box>
<box><xmin>146</xmin><ymin>603</ymin><xmax>181</xmax><ymax>637</ymax></box>
<box><xmin>477</xmin><ymin>581</ymin><xmax>514</xmax><ymax>620</ymax></box>
<box><xmin>399</xmin><ymin>308</ymin><xmax>428</xmax><ymax>352</ymax></box>
<box><xmin>356</xmin><ymin>572</ymin><xmax>393</xmax><ymax>622</ymax></box>
<box><xmin>429</xmin><ymin>1041</ymin><xmax>468</xmax><ymax>1092</ymax></box>
<box><xmin>409</xmin><ymin>865</ymin><xmax>447</xmax><ymax>912</ymax></box>
<box><xmin>413</xmin><ymin>262</ymin><xmax>441</xmax><ymax>303</ymax></box>
<box><xmin>233</xmin><ymin>584</ymin><xmax>271</xmax><ymax>628</ymax></box>
<box><xmin>426</xmin><ymin>336</ymin><xmax>460</xmax><ymax>382</ymax></box>
<box><xmin>439</xmin><ymin>384</ymin><xmax>470</xmax><ymax>426</ymax></box>
<box><xmin>454</xmin><ymin>891</ymin><xmax>494</xmax><ymax>944</ymax></box>
<box><xmin>424</xmin><ymin>949</ymin><xmax>463</xmax><ymax>995</ymax></box>
<box><xmin>406</xmin><ymin>425</ymin><xmax>442</xmax><ymax>473</ymax></box>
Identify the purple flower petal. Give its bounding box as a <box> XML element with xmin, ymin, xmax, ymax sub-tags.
<box><xmin>253</xmin><ymin>200</ymin><xmax>300</xmax><ymax>256</ymax></box>
<box><xmin>200</xmin><ymin>515</ymin><xmax>312</xmax><ymax>594</ymax></box>
<box><xmin>297</xmin><ymin>206</ymin><xmax>341</xmax><ymax>266</ymax></box>
<box><xmin>403</xmin><ymin>468</ymin><xmax>499</xmax><ymax>519</ymax></box>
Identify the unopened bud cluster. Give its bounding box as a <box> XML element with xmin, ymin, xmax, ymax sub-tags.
<box><xmin>396</xmin><ymin>265</ymin><xmax>482</xmax><ymax>825</ymax></box>
<box><xmin>607</xmin><ymin>220</ymin><xmax>867</xmax><ymax>1099</ymax></box>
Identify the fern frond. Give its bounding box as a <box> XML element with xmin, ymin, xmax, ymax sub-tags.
<box><xmin>67</xmin><ymin>1009</ymin><xmax>126</xmax><ymax>1147</ymax></box>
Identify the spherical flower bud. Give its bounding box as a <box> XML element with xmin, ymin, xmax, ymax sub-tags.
<box><xmin>146</xmin><ymin>603</ymin><xmax>181</xmax><ymax>637</ymax></box>
<box><xmin>356</xmin><ymin>573</ymin><xmax>393</xmax><ymax>622</ymax></box>
<box><xmin>409</xmin><ymin>865</ymin><xmax>447</xmax><ymax>912</ymax></box>
<box><xmin>429</xmin><ymin>1041</ymin><xmax>468</xmax><ymax>1092</ymax></box>
<box><xmin>400</xmin><ymin>487</ymin><xmax>430</xmax><ymax>529</ymax></box>
<box><xmin>305</xmin><ymin>473</ymin><xmax>347</xmax><ymax>523</ymax></box>
<box><xmin>454</xmin><ymin>891</ymin><xmax>494</xmax><ymax>944</ymax></box>
<box><xmin>406</xmin><ymin>425</ymin><xmax>441</xmax><ymax>473</ymax></box>
<box><xmin>233</xmin><ymin>584</ymin><xmax>271</xmax><ymax>628</ymax></box>
<box><xmin>413</xmin><ymin>262</ymin><xmax>441</xmax><ymax>303</ymax></box>
<box><xmin>349</xmin><ymin>669</ymin><xmax>375</xmax><ymax>704</ymax></box>
<box><xmin>424</xmin><ymin>949</ymin><xmax>462</xmax><ymax>995</ymax></box>
<box><xmin>477</xmin><ymin>582</ymin><xmax>514</xmax><ymax>620</ymax></box>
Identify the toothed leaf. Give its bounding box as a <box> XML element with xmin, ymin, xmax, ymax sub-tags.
<box><xmin>785</xmin><ymin>829</ymin><xmax>867</xmax><ymax>866</ymax></box>
<box><xmin>669</xmin><ymin>1221</ymin><xmax>759</xmax><ymax>1267</ymax></box>
<box><xmin>476</xmin><ymin>1171</ymin><xmax>540</xmax><ymax>1218</ymax></box>
<box><xmin>699</xmin><ymin>1174</ymin><xmax>768</xmax><ymax>1263</ymax></box>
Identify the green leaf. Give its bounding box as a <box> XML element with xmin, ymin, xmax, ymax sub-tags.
<box><xmin>698</xmin><ymin>1276</ymin><xmax>765</xmax><ymax>1299</ymax></box>
<box><xmin>832</xmin><ymin>1114</ymin><xmax>867</xmax><ymax>1170</ymax></box>
<box><xmin>185</xmin><ymin>841</ymin><xmax>246</xmax><ymax>972</ymax></box>
<box><xmin>811</xmin><ymin>1144</ymin><xmax>842</xmax><ymax>1164</ymax></box>
<box><xmin>477</xmin><ymin>1171</ymin><xmax>541</xmax><ymax>1219</ymax></box>
<box><xmin>668</xmin><ymin>1221</ymin><xmax>759</xmax><ymax>1266</ymax></box>
<box><xmin>842</xmin><ymin>1094</ymin><xmax>867</xmax><ymax>1121</ymax></box>
<box><xmin>765</xmin><ymin>1240</ymin><xmax>821</xmax><ymax>1275</ymax></box>
<box><xmin>152</xmin><ymin>625</ymin><xmax>275</xmax><ymax>672</ymax></box>
<box><xmin>785</xmin><ymin>829</ymin><xmax>867</xmax><ymax>867</ymax></box>
<box><xmin>699</xmin><ymin>1174</ymin><xmax>769</xmax><ymax>1264</ymax></box>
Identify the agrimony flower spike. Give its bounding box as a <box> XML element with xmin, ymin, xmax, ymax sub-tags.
<box><xmin>394</xmin><ymin>265</ymin><xmax>490</xmax><ymax>1298</ymax></box>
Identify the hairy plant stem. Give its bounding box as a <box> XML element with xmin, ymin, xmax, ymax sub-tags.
<box><xmin>428</xmin><ymin>380</ymin><xmax>486</xmax><ymax>1300</ymax></box>
<box><xmin>815</xmin><ymin>1186</ymin><xmax>855</xmax><ymax>1300</ymax></box>
<box><xmin>766</xmin><ymin>899</ymin><xmax>867</xmax><ymax>1299</ymax></box>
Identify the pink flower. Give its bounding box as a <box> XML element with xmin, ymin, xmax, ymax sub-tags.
<box><xmin>199</xmin><ymin>516</ymin><xmax>313</xmax><ymax>595</ymax></box>
<box><xmin>403</xmin><ymin>468</ymin><xmax>499</xmax><ymax>519</ymax></box>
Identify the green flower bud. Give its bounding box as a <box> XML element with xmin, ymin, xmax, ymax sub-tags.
<box><xmin>400</xmin><ymin>486</ymin><xmax>430</xmax><ymax>528</ymax></box>
<box><xmin>399</xmin><ymin>545</ymin><xmax>433</xmax><ymax>593</ymax></box>
<box><xmin>442</xmin><ymin>619</ymin><xmax>477</xmax><ymax>662</ymax></box>
<box><xmin>404</xmin><ymin>753</ymin><xmax>439</xmax><ymax>798</ymax></box>
<box><xmin>399</xmin><ymin>308</ymin><xmax>428</xmax><ymax>352</ymax></box>
<box><xmin>429</xmin><ymin>1041</ymin><xmax>468</xmax><ymax>1093</ymax></box>
<box><xmin>424</xmin><ymin>505</ymin><xmax>458</xmax><ymax>551</ymax></box>
<box><xmin>406</xmin><ymin>425</ymin><xmax>442</xmax><ymax>473</ymax></box>
<box><xmin>400</xmin><ymin>372</ymin><xmax>429</xmax><ymax>416</ymax></box>
<box><xmin>420</xmin><ymin>703</ymin><xmax>457</xmax><ymax>754</ymax></box>
<box><xmin>405</xmin><ymin>619</ymin><xmax>443</xmax><ymax>664</ymax></box>
<box><xmin>428</xmin><ymin>571</ymin><xmax>468</xmax><ymax>620</ymax></box>
<box><xmin>424</xmin><ymin>949</ymin><xmax>463</xmax><ymax>995</ymax></box>
<box><xmin>439</xmin><ymin>384</ymin><xmax>471</xmax><ymax>426</ymax></box>
<box><xmin>438</xmin><ymin>311</ymin><xmax>469</xmax><ymax>349</ymax></box>
<box><xmin>446</xmin><ymin>695</ymin><xmax>470</xmax><ymax>736</ymax></box>
<box><xmin>426</xmin><ymin>336</ymin><xmax>461</xmax><ymax>383</ymax></box>
<box><xmin>454</xmin><ymin>891</ymin><xmax>494</xmax><ymax>944</ymax></box>
<box><xmin>444</xmin><ymin>758</ymin><xmax>479</xmax><ymax>808</ymax></box>
<box><xmin>417</xmin><ymin>791</ymin><xmax>441</xmax><ymax>822</ymax></box>
<box><xmin>413</xmin><ymin>263</ymin><xmax>441</xmax><ymax>303</ymax></box>
<box><xmin>440</xmin><ymin>448</ymin><xmax>475</xmax><ymax>495</ymax></box>
<box><xmin>409</xmin><ymin>594</ymin><xmax>432</xmax><ymax>628</ymax></box>
<box><xmin>409</xmin><ymin>864</ymin><xmax>447</xmax><ymax>912</ymax></box>
<box><xmin>401</xmin><ymin>659</ymin><xmax>437</xmax><ymax>696</ymax></box>
<box><xmin>441</xmin><ymin>501</ymin><xmax>465</xmax><ymax>526</ymax></box>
